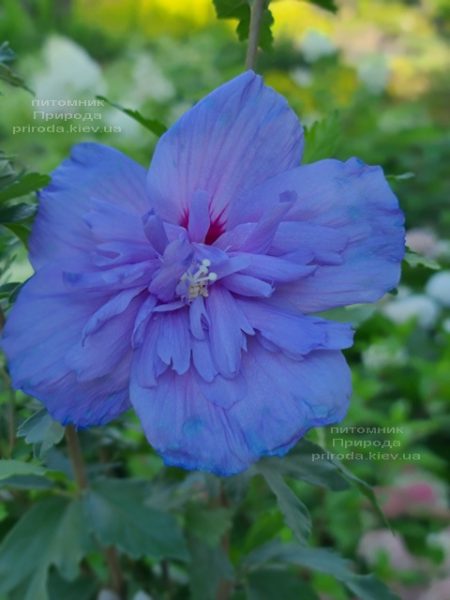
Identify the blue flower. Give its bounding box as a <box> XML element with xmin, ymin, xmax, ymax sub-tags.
<box><xmin>1</xmin><ymin>72</ymin><xmax>405</xmax><ymax>475</ymax></box>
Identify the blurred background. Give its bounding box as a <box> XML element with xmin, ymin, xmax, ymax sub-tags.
<box><xmin>0</xmin><ymin>1</ymin><xmax>449</xmax><ymax>599</ymax></box>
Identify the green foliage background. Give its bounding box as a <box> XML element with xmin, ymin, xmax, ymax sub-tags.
<box><xmin>0</xmin><ymin>1</ymin><xmax>449</xmax><ymax>599</ymax></box>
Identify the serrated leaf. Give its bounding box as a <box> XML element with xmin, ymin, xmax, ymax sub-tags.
<box><xmin>84</xmin><ymin>478</ymin><xmax>188</xmax><ymax>561</ymax></box>
<box><xmin>332</xmin><ymin>459</ymin><xmax>390</xmax><ymax>529</ymax></box>
<box><xmin>188</xmin><ymin>535</ymin><xmax>234</xmax><ymax>600</ymax></box>
<box><xmin>302</xmin><ymin>111</ymin><xmax>341</xmax><ymax>164</ymax></box>
<box><xmin>185</xmin><ymin>505</ymin><xmax>232</xmax><ymax>547</ymax></box>
<box><xmin>280</xmin><ymin>439</ymin><xmax>389</xmax><ymax>529</ymax></box>
<box><xmin>256</xmin><ymin>464</ymin><xmax>311</xmax><ymax>543</ymax></box>
<box><xmin>404</xmin><ymin>250</ymin><xmax>440</xmax><ymax>271</ymax></box>
<box><xmin>247</xmin><ymin>569</ymin><xmax>319</xmax><ymax>600</ymax></box>
<box><xmin>17</xmin><ymin>409</ymin><xmax>65</xmax><ymax>459</ymax></box>
<box><xmin>244</xmin><ymin>541</ymin><xmax>399</xmax><ymax>600</ymax></box>
<box><xmin>0</xmin><ymin>497</ymin><xmax>91</xmax><ymax>600</ymax></box>
<box><xmin>213</xmin><ymin>0</ymin><xmax>274</xmax><ymax>51</ymax></box>
<box><xmin>0</xmin><ymin>459</ymin><xmax>46</xmax><ymax>480</ymax></box>
<box><xmin>258</xmin><ymin>439</ymin><xmax>351</xmax><ymax>491</ymax></box>
<box><xmin>97</xmin><ymin>95</ymin><xmax>167</xmax><ymax>137</ymax></box>
<box><xmin>0</xmin><ymin>172</ymin><xmax>50</xmax><ymax>203</ymax></box>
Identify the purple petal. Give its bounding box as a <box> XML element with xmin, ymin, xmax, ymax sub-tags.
<box><xmin>188</xmin><ymin>190</ymin><xmax>211</xmax><ymax>243</ymax></box>
<box><xmin>30</xmin><ymin>143</ymin><xmax>150</xmax><ymax>270</ymax></box>
<box><xmin>133</xmin><ymin>315</ymin><xmax>167</xmax><ymax>388</ymax></box>
<box><xmin>156</xmin><ymin>310</ymin><xmax>191</xmax><ymax>375</ymax></box>
<box><xmin>232</xmin><ymin>158</ymin><xmax>405</xmax><ymax>311</ymax></box>
<box><xmin>189</xmin><ymin>297</ymin><xmax>209</xmax><ymax>340</ymax></box>
<box><xmin>81</xmin><ymin>287</ymin><xmax>144</xmax><ymax>342</ymax></box>
<box><xmin>142</xmin><ymin>211</ymin><xmax>169</xmax><ymax>254</ymax></box>
<box><xmin>130</xmin><ymin>340</ymin><xmax>351</xmax><ymax>475</ymax></box>
<box><xmin>0</xmin><ymin>267</ymin><xmax>132</xmax><ymax>426</ymax></box>
<box><xmin>132</xmin><ymin>295</ymin><xmax>157</xmax><ymax>348</ymax></box>
<box><xmin>237</xmin><ymin>300</ymin><xmax>354</xmax><ymax>357</ymax></box>
<box><xmin>191</xmin><ymin>338</ymin><xmax>217</xmax><ymax>382</ymax></box>
<box><xmin>233</xmin><ymin>252</ymin><xmax>316</xmax><ymax>283</ymax></box>
<box><xmin>65</xmin><ymin>295</ymin><xmax>142</xmax><ymax>382</ymax></box>
<box><xmin>205</xmin><ymin>286</ymin><xmax>253</xmax><ymax>378</ymax></box>
<box><xmin>147</xmin><ymin>71</ymin><xmax>303</xmax><ymax>227</ymax></box>
<box><xmin>228</xmin><ymin>343</ymin><xmax>352</xmax><ymax>461</ymax></box>
<box><xmin>222</xmin><ymin>274</ymin><xmax>273</xmax><ymax>298</ymax></box>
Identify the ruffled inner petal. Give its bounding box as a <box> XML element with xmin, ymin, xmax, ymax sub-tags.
<box><xmin>130</xmin><ymin>339</ymin><xmax>351</xmax><ymax>476</ymax></box>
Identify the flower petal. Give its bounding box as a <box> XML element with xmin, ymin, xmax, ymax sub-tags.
<box><xmin>147</xmin><ymin>71</ymin><xmax>303</xmax><ymax>226</ymax></box>
<box><xmin>130</xmin><ymin>340</ymin><xmax>351</xmax><ymax>475</ymax></box>
<box><xmin>205</xmin><ymin>286</ymin><xmax>253</xmax><ymax>378</ymax></box>
<box><xmin>231</xmin><ymin>158</ymin><xmax>405</xmax><ymax>312</ymax></box>
<box><xmin>156</xmin><ymin>310</ymin><xmax>191</xmax><ymax>375</ymax></box>
<box><xmin>29</xmin><ymin>143</ymin><xmax>150</xmax><ymax>269</ymax></box>
<box><xmin>0</xmin><ymin>267</ymin><xmax>132</xmax><ymax>426</ymax></box>
<box><xmin>65</xmin><ymin>294</ymin><xmax>142</xmax><ymax>382</ymax></box>
<box><xmin>237</xmin><ymin>300</ymin><xmax>354</xmax><ymax>357</ymax></box>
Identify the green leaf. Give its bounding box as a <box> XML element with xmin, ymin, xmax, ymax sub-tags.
<box><xmin>258</xmin><ymin>439</ymin><xmax>351</xmax><ymax>491</ymax></box>
<box><xmin>0</xmin><ymin>172</ymin><xmax>50</xmax><ymax>203</ymax></box>
<box><xmin>302</xmin><ymin>111</ymin><xmax>341</xmax><ymax>164</ymax></box>
<box><xmin>213</xmin><ymin>0</ymin><xmax>274</xmax><ymax>51</ymax></box>
<box><xmin>244</xmin><ymin>541</ymin><xmax>400</xmax><ymax>600</ymax></box>
<box><xmin>97</xmin><ymin>95</ymin><xmax>167</xmax><ymax>137</ymax></box>
<box><xmin>332</xmin><ymin>459</ymin><xmax>390</xmax><ymax>529</ymax></box>
<box><xmin>281</xmin><ymin>440</ymin><xmax>389</xmax><ymax>529</ymax></box>
<box><xmin>0</xmin><ymin>497</ymin><xmax>91</xmax><ymax>600</ymax></box>
<box><xmin>185</xmin><ymin>505</ymin><xmax>232</xmax><ymax>547</ymax></box>
<box><xmin>0</xmin><ymin>474</ymin><xmax>53</xmax><ymax>490</ymax></box>
<box><xmin>2</xmin><ymin>222</ymin><xmax>31</xmax><ymax>245</ymax></box>
<box><xmin>84</xmin><ymin>478</ymin><xmax>188</xmax><ymax>561</ymax></box>
<box><xmin>17</xmin><ymin>409</ymin><xmax>65</xmax><ymax>459</ymax></box>
<box><xmin>345</xmin><ymin>574</ymin><xmax>402</xmax><ymax>600</ymax></box>
<box><xmin>404</xmin><ymin>250</ymin><xmax>440</xmax><ymax>271</ymax></box>
<box><xmin>305</xmin><ymin>0</ymin><xmax>338</xmax><ymax>13</ymax></box>
<box><xmin>0</xmin><ymin>202</ymin><xmax>35</xmax><ymax>224</ymax></box>
<box><xmin>0</xmin><ymin>282</ymin><xmax>21</xmax><ymax>300</ymax></box>
<box><xmin>48</xmin><ymin>571</ymin><xmax>96</xmax><ymax>600</ymax></box>
<box><xmin>247</xmin><ymin>569</ymin><xmax>319</xmax><ymax>600</ymax></box>
<box><xmin>0</xmin><ymin>459</ymin><xmax>45</xmax><ymax>480</ymax></box>
<box><xmin>0</xmin><ymin>42</ymin><xmax>33</xmax><ymax>94</ymax></box>
<box><xmin>0</xmin><ymin>42</ymin><xmax>16</xmax><ymax>64</ymax></box>
<box><xmin>188</xmin><ymin>535</ymin><xmax>234</xmax><ymax>600</ymax></box>
<box><xmin>256</xmin><ymin>464</ymin><xmax>311</xmax><ymax>543</ymax></box>
<box><xmin>0</xmin><ymin>160</ymin><xmax>19</xmax><ymax>191</ymax></box>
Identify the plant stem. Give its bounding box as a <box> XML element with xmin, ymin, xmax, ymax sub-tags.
<box><xmin>65</xmin><ymin>425</ymin><xmax>88</xmax><ymax>490</ymax></box>
<box><xmin>0</xmin><ymin>366</ymin><xmax>15</xmax><ymax>458</ymax></box>
<box><xmin>216</xmin><ymin>484</ymin><xmax>233</xmax><ymax>600</ymax></box>
<box><xmin>65</xmin><ymin>426</ymin><xmax>125</xmax><ymax>597</ymax></box>
<box><xmin>0</xmin><ymin>309</ymin><xmax>15</xmax><ymax>458</ymax></box>
<box><xmin>245</xmin><ymin>0</ymin><xmax>265</xmax><ymax>70</ymax></box>
<box><xmin>104</xmin><ymin>546</ymin><xmax>125</xmax><ymax>596</ymax></box>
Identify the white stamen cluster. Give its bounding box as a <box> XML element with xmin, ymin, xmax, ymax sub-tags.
<box><xmin>180</xmin><ymin>259</ymin><xmax>218</xmax><ymax>301</ymax></box>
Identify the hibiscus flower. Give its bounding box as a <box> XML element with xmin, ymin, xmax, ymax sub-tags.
<box><xmin>1</xmin><ymin>72</ymin><xmax>405</xmax><ymax>475</ymax></box>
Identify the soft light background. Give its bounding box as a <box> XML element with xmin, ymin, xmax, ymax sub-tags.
<box><xmin>0</xmin><ymin>1</ymin><xmax>449</xmax><ymax>599</ymax></box>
